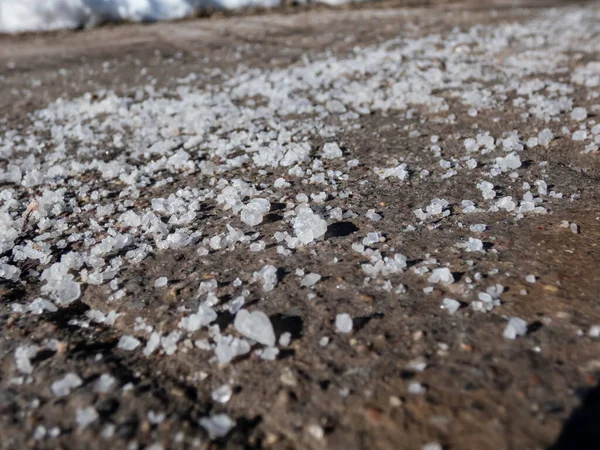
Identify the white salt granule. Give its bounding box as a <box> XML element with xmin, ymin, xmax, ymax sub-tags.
<box><xmin>301</xmin><ymin>273</ymin><xmax>321</xmax><ymax>287</ymax></box>
<box><xmin>335</xmin><ymin>313</ymin><xmax>353</xmax><ymax>333</ymax></box>
<box><xmin>538</xmin><ymin>129</ymin><xmax>554</xmax><ymax>147</ymax></box>
<box><xmin>503</xmin><ymin>317</ymin><xmax>528</xmax><ymax>339</ymax></box>
<box><xmin>240</xmin><ymin>198</ymin><xmax>270</xmax><ymax>227</ymax></box>
<box><xmin>117</xmin><ymin>335</ymin><xmax>141</xmax><ymax>351</ymax></box>
<box><xmin>154</xmin><ymin>277</ymin><xmax>168</xmax><ymax>288</ymax></box>
<box><xmin>525</xmin><ymin>274</ymin><xmax>536</xmax><ymax>283</ymax></box>
<box><xmin>571</xmin><ymin>107</ymin><xmax>587</xmax><ymax>121</ymax></box>
<box><xmin>470</xmin><ymin>224</ymin><xmax>486</xmax><ymax>232</ymax></box>
<box><xmin>428</xmin><ymin>268</ymin><xmax>454</xmax><ymax>285</ymax></box>
<box><xmin>233</xmin><ymin>309</ymin><xmax>276</xmax><ymax>347</ymax></box>
<box><xmin>322</xmin><ymin>142</ymin><xmax>343</xmax><ymax>159</ymax></box>
<box><xmin>211</xmin><ymin>384</ymin><xmax>233</xmax><ymax>404</ymax></box>
<box><xmin>279</xmin><ymin>332</ymin><xmax>292</xmax><ymax>347</ymax></box>
<box><xmin>94</xmin><ymin>374</ymin><xmax>117</xmax><ymax>393</ymax></box>
<box><xmin>292</xmin><ymin>208</ymin><xmax>328</xmax><ymax>244</ymax></box>
<box><xmin>51</xmin><ymin>373</ymin><xmax>83</xmax><ymax>397</ymax></box>
<box><xmin>254</xmin><ymin>264</ymin><xmax>278</xmax><ymax>291</ymax></box>
<box><xmin>76</xmin><ymin>407</ymin><xmax>98</xmax><ymax>428</ymax></box>
<box><xmin>441</xmin><ymin>298</ymin><xmax>460</xmax><ymax>314</ymax></box>
<box><xmin>199</xmin><ymin>414</ymin><xmax>235</xmax><ymax>438</ymax></box>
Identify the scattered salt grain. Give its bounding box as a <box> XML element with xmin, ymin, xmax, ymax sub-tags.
<box><xmin>211</xmin><ymin>384</ymin><xmax>233</xmax><ymax>404</ymax></box>
<box><xmin>76</xmin><ymin>407</ymin><xmax>98</xmax><ymax>428</ymax></box>
<box><xmin>503</xmin><ymin>317</ymin><xmax>528</xmax><ymax>339</ymax></box>
<box><xmin>234</xmin><ymin>309</ymin><xmax>276</xmax><ymax>347</ymax></box>
<box><xmin>335</xmin><ymin>313</ymin><xmax>353</xmax><ymax>333</ymax></box>
<box><xmin>525</xmin><ymin>274</ymin><xmax>536</xmax><ymax>283</ymax></box>
<box><xmin>51</xmin><ymin>373</ymin><xmax>82</xmax><ymax>397</ymax></box>
<box><xmin>254</xmin><ymin>264</ymin><xmax>278</xmax><ymax>291</ymax></box>
<box><xmin>441</xmin><ymin>298</ymin><xmax>460</xmax><ymax>314</ymax></box>
<box><xmin>301</xmin><ymin>273</ymin><xmax>321</xmax><ymax>287</ymax></box>
<box><xmin>154</xmin><ymin>277</ymin><xmax>168</xmax><ymax>288</ymax></box>
<box><xmin>571</xmin><ymin>107</ymin><xmax>587</xmax><ymax>121</ymax></box>
<box><xmin>199</xmin><ymin>414</ymin><xmax>235</xmax><ymax>438</ymax></box>
<box><xmin>427</xmin><ymin>268</ymin><xmax>454</xmax><ymax>285</ymax></box>
<box><xmin>279</xmin><ymin>332</ymin><xmax>292</xmax><ymax>347</ymax></box>
<box><xmin>118</xmin><ymin>335</ymin><xmax>141</xmax><ymax>351</ymax></box>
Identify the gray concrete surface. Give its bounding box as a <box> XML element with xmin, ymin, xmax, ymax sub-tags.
<box><xmin>0</xmin><ymin>2</ymin><xmax>599</xmax><ymax>450</ymax></box>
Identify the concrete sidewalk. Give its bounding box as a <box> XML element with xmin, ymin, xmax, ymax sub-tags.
<box><xmin>0</xmin><ymin>2</ymin><xmax>599</xmax><ymax>450</ymax></box>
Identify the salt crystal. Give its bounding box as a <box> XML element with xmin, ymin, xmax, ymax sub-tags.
<box><xmin>76</xmin><ymin>407</ymin><xmax>98</xmax><ymax>428</ymax></box>
<box><xmin>422</xmin><ymin>443</ymin><xmax>443</xmax><ymax>450</ymax></box>
<box><xmin>259</xmin><ymin>347</ymin><xmax>279</xmax><ymax>360</ymax></box>
<box><xmin>366</xmin><ymin>209</ymin><xmax>382</xmax><ymax>222</ymax></box>
<box><xmin>571</xmin><ymin>107</ymin><xmax>588</xmax><ymax>121</ymax></box>
<box><xmin>465</xmin><ymin>237</ymin><xmax>484</xmax><ymax>252</ymax></box>
<box><xmin>538</xmin><ymin>129</ymin><xmax>554</xmax><ymax>147</ymax></box>
<box><xmin>292</xmin><ymin>208</ymin><xmax>328</xmax><ymax>244</ymax></box>
<box><xmin>118</xmin><ymin>335</ymin><xmax>141</xmax><ymax>351</ymax></box>
<box><xmin>199</xmin><ymin>414</ymin><xmax>235</xmax><ymax>438</ymax></box>
<box><xmin>322</xmin><ymin>142</ymin><xmax>343</xmax><ymax>159</ymax></box>
<box><xmin>240</xmin><ymin>198</ymin><xmax>270</xmax><ymax>227</ymax></box>
<box><xmin>51</xmin><ymin>373</ymin><xmax>82</xmax><ymax>397</ymax></box>
<box><xmin>572</xmin><ymin>130</ymin><xmax>587</xmax><ymax>141</ymax></box>
<box><xmin>408</xmin><ymin>381</ymin><xmax>426</xmax><ymax>394</ymax></box>
<box><xmin>279</xmin><ymin>332</ymin><xmax>292</xmax><ymax>347</ymax></box>
<box><xmin>154</xmin><ymin>277</ymin><xmax>168</xmax><ymax>288</ymax></box>
<box><xmin>441</xmin><ymin>298</ymin><xmax>460</xmax><ymax>314</ymax></box>
<box><xmin>94</xmin><ymin>374</ymin><xmax>117</xmax><ymax>393</ymax></box>
<box><xmin>301</xmin><ymin>273</ymin><xmax>321</xmax><ymax>287</ymax></box>
<box><xmin>503</xmin><ymin>317</ymin><xmax>528</xmax><ymax>339</ymax></box>
<box><xmin>254</xmin><ymin>264</ymin><xmax>278</xmax><ymax>291</ymax></box>
<box><xmin>211</xmin><ymin>384</ymin><xmax>233</xmax><ymax>404</ymax></box>
<box><xmin>525</xmin><ymin>274</ymin><xmax>536</xmax><ymax>283</ymax></box>
<box><xmin>470</xmin><ymin>224</ymin><xmax>486</xmax><ymax>232</ymax></box>
<box><xmin>427</xmin><ymin>268</ymin><xmax>454</xmax><ymax>285</ymax></box>
<box><xmin>335</xmin><ymin>313</ymin><xmax>353</xmax><ymax>333</ymax></box>
<box><xmin>234</xmin><ymin>309</ymin><xmax>276</xmax><ymax>347</ymax></box>
<box><xmin>15</xmin><ymin>345</ymin><xmax>39</xmax><ymax>374</ymax></box>
<box><xmin>143</xmin><ymin>332</ymin><xmax>161</xmax><ymax>356</ymax></box>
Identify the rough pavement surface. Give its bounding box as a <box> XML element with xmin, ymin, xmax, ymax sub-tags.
<box><xmin>1</xmin><ymin>2</ymin><xmax>600</xmax><ymax>450</ymax></box>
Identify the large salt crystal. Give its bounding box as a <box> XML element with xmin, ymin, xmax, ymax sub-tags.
<box><xmin>335</xmin><ymin>313</ymin><xmax>353</xmax><ymax>333</ymax></box>
<box><xmin>240</xmin><ymin>198</ymin><xmax>270</xmax><ymax>226</ymax></box>
<box><xmin>465</xmin><ymin>237</ymin><xmax>484</xmax><ymax>252</ymax></box>
<box><xmin>200</xmin><ymin>414</ymin><xmax>236</xmax><ymax>438</ymax></box>
<box><xmin>214</xmin><ymin>335</ymin><xmax>251</xmax><ymax>364</ymax></box>
<box><xmin>496</xmin><ymin>196</ymin><xmax>516</xmax><ymax>211</ymax></box>
<box><xmin>211</xmin><ymin>384</ymin><xmax>233</xmax><ymax>404</ymax></box>
<box><xmin>538</xmin><ymin>129</ymin><xmax>554</xmax><ymax>147</ymax></box>
<box><xmin>503</xmin><ymin>317</ymin><xmax>528</xmax><ymax>339</ymax></box>
<box><xmin>15</xmin><ymin>345</ymin><xmax>39</xmax><ymax>374</ymax></box>
<box><xmin>233</xmin><ymin>309</ymin><xmax>276</xmax><ymax>347</ymax></box>
<box><xmin>0</xmin><ymin>263</ymin><xmax>21</xmax><ymax>281</ymax></box>
<box><xmin>76</xmin><ymin>407</ymin><xmax>98</xmax><ymax>428</ymax></box>
<box><xmin>495</xmin><ymin>152</ymin><xmax>521</xmax><ymax>172</ymax></box>
<box><xmin>322</xmin><ymin>142</ymin><xmax>343</xmax><ymax>159</ymax></box>
<box><xmin>571</xmin><ymin>107</ymin><xmax>587</xmax><ymax>121</ymax></box>
<box><xmin>179</xmin><ymin>305</ymin><xmax>217</xmax><ymax>332</ymax></box>
<box><xmin>441</xmin><ymin>298</ymin><xmax>460</xmax><ymax>314</ymax></box>
<box><xmin>119</xmin><ymin>210</ymin><xmax>141</xmax><ymax>228</ymax></box>
<box><xmin>51</xmin><ymin>373</ymin><xmax>82</xmax><ymax>397</ymax></box>
<box><xmin>118</xmin><ymin>335</ymin><xmax>141</xmax><ymax>351</ymax></box>
<box><xmin>427</xmin><ymin>268</ymin><xmax>454</xmax><ymax>285</ymax></box>
<box><xmin>476</xmin><ymin>181</ymin><xmax>496</xmax><ymax>200</ymax></box>
<box><xmin>143</xmin><ymin>332</ymin><xmax>161</xmax><ymax>356</ymax></box>
<box><xmin>292</xmin><ymin>208</ymin><xmax>328</xmax><ymax>244</ymax></box>
<box><xmin>254</xmin><ymin>264</ymin><xmax>278</xmax><ymax>291</ymax></box>
<box><xmin>301</xmin><ymin>273</ymin><xmax>321</xmax><ymax>287</ymax></box>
